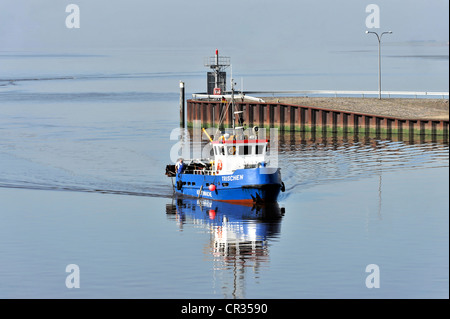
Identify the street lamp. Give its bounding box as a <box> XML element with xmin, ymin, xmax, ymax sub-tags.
<box><xmin>366</xmin><ymin>30</ymin><xmax>393</xmax><ymax>99</ymax></box>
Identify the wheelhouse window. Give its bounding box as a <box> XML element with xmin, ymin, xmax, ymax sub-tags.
<box><xmin>255</xmin><ymin>145</ymin><xmax>265</xmax><ymax>155</ymax></box>
<box><xmin>215</xmin><ymin>145</ymin><xmax>225</xmax><ymax>156</ymax></box>
<box><xmin>238</xmin><ymin>145</ymin><xmax>250</xmax><ymax>155</ymax></box>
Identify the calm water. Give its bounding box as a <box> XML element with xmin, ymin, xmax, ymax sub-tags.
<box><xmin>0</xmin><ymin>46</ymin><xmax>448</xmax><ymax>299</ymax></box>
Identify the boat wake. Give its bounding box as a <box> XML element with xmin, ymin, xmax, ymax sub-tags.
<box><xmin>0</xmin><ymin>133</ymin><xmax>447</xmax><ymax>202</ymax></box>
<box><xmin>279</xmin><ymin>138</ymin><xmax>449</xmax><ymax>195</ymax></box>
<box><xmin>0</xmin><ymin>179</ymin><xmax>174</xmax><ymax>198</ymax></box>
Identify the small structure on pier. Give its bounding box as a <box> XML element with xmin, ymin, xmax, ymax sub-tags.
<box><xmin>204</xmin><ymin>49</ymin><xmax>230</xmax><ymax>95</ymax></box>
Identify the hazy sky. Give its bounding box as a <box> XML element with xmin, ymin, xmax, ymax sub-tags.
<box><xmin>1</xmin><ymin>0</ymin><xmax>448</xmax><ymax>52</ymax></box>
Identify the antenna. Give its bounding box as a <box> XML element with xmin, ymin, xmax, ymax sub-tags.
<box><xmin>230</xmin><ymin>64</ymin><xmax>232</xmax><ymax>88</ymax></box>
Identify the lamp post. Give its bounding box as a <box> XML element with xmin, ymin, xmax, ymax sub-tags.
<box><xmin>366</xmin><ymin>30</ymin><xmax>392</xmax><ymax>99</ymax></box>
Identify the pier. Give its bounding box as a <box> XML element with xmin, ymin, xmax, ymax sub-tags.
<box><xmin>183</xmin><ymin>50</ymin><xmax>448</xmax><ymax>138</ymax></box>
<box><xmin>186</xmin><ymin>96</ymin><xmax>449</xmax><ymax>137</ymax></box>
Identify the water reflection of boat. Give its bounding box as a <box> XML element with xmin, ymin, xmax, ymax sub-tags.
<box><xmin>166</xmin><ymin>196</ymin><xmax>285</xmax><ymax>298</ymax></box>
<box><xmin>166</xmin><ymin>196</ymin><xmax>284</xmax><ymax>242</ymax></box>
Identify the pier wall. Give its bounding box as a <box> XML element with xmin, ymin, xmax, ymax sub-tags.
<box><xmin>187</xmin><ymin>100</ymin><xmax>449</xmax><ymax>137</ymax></box>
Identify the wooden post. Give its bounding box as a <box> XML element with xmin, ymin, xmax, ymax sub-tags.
<box><xmin>179</xmin><ymin>81</ymin><xmax>185</xmax><ymax>128</ymax></box>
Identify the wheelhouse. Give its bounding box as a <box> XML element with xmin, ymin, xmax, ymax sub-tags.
<box><xmin>211</xmin><ymin>139</ymin><xmax>270</xmax><ymax>174</ymax></box>
<box><xmin>212</xmin><ymin>139</ymin><xmax>269</xmax><ymax>157</ymax></box>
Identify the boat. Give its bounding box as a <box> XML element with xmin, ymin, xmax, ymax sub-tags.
<box><xmin>165</xmin><ymin>81</ymin><xmax>285</xmax><ymax>205</ymax></box>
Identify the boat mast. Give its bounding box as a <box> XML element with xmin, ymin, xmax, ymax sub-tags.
<box><xmin>231</xmin><ymin>79</ymin><xmax>244</xmax><ymax>134</ymax></box>
<box><xmin>231</xmin><ymin>79</ymin><xmax>235</xmax><ymax>131</ymax></box>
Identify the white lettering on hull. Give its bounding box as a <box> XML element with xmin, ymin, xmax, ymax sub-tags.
<box><xmin>222</xmin><ymin>175</ymin><xmax>244</xmax><ymax>182</ymax></box>
<box><xmin>196</xmin><ymin>190</ymin><xmax>212</xmax><ymax>197</ymax></box>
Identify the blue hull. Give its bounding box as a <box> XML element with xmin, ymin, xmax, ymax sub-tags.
<box><xmin>175</xmin><ymin>167</ymin><xmax>283</xmax><ymax>204</ymax></box>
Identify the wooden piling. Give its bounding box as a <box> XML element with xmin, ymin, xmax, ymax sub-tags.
<box><xmin>179</xmin><ymin>81</ymin><xmax>185</xmax><ymax>128</ymax></box>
